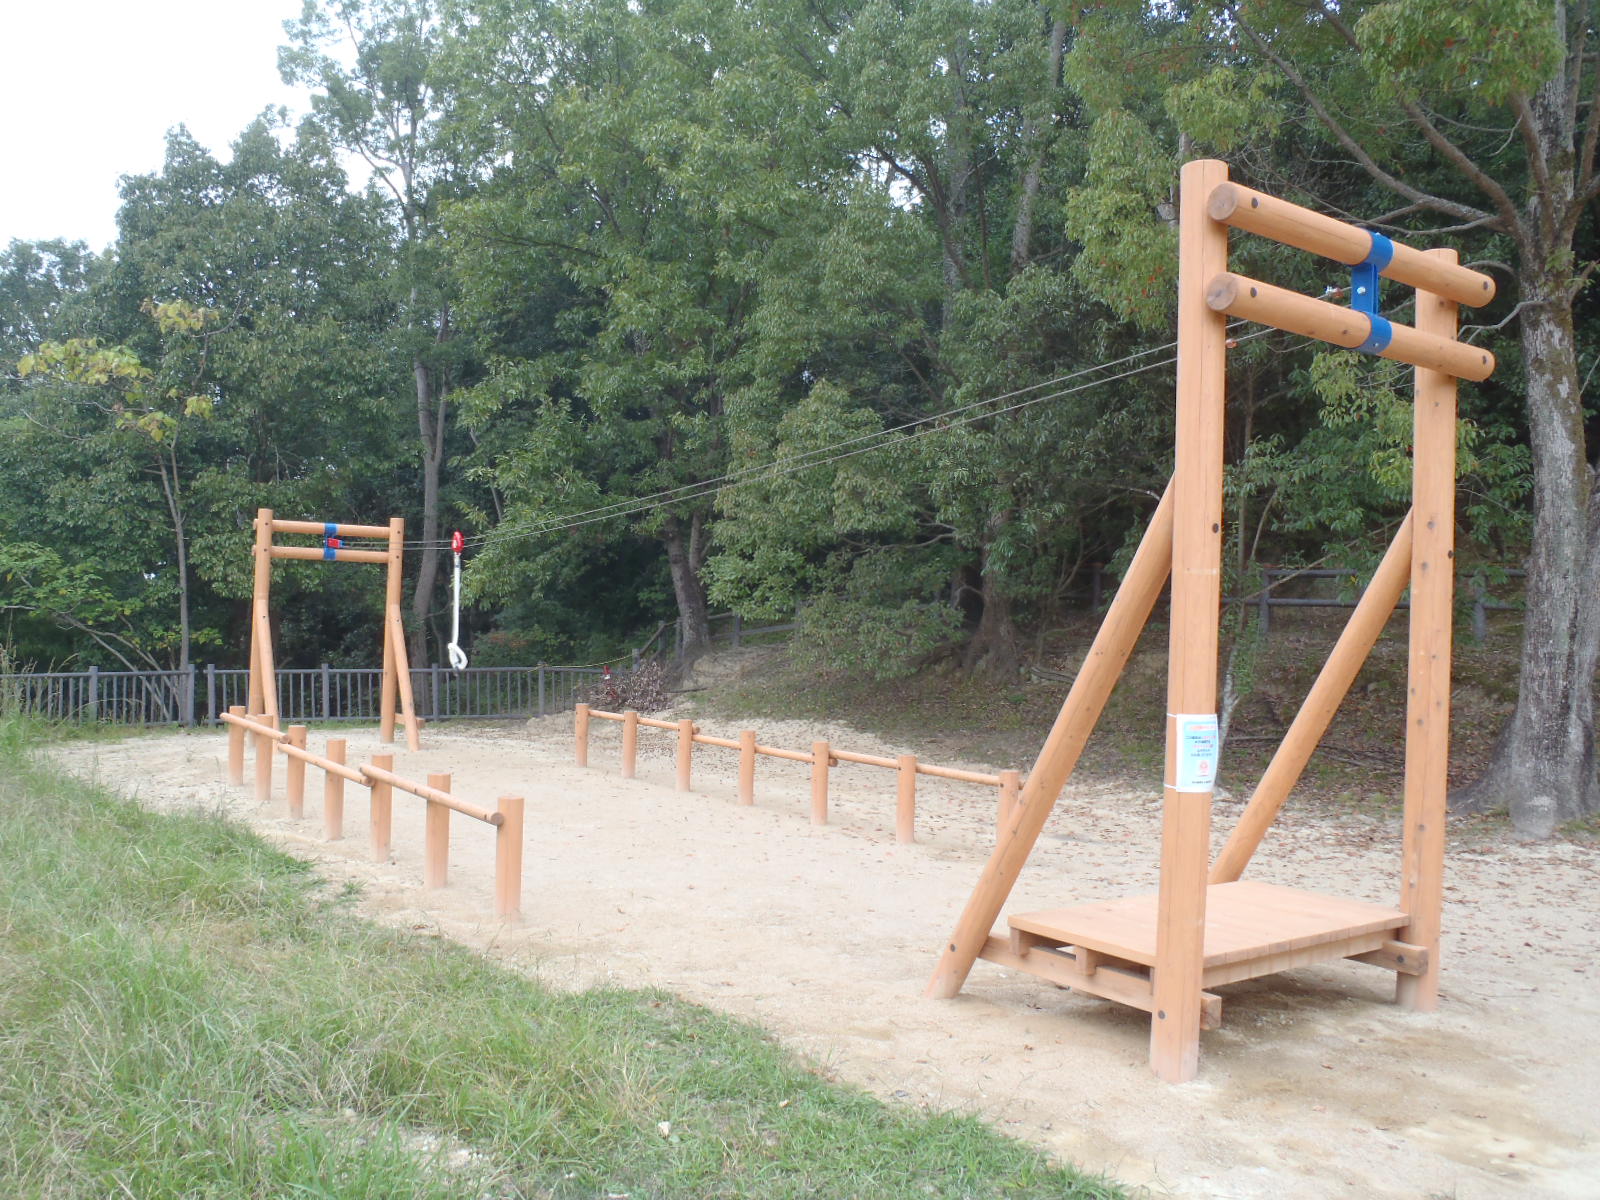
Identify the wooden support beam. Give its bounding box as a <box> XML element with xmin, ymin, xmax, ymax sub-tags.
<box><xmin>738</xmin><ymin>730</ymin><xmax>756</xmax><ymax>804</ymax></box>
<box><xmin>1398</xmin><ymin>254</ymin><xmax>1458</xmax><ymax>1012</ymax></box>
<box><xmin>978</xmin><ymin>935</ymin><xmax>1223</xmax><ymax>1031</ymax></box>
<box><xmin>574</xmin><ymin>703</ymin><xmax>590</xmax><ymax>766</ymax></box>
<box><xmin>226</xmin><ymin>704</ymin><xmax>245</xmax><ymax>784</ymax></box>
<box><xmin>896</xmin><ymin>754</ymin><xmax>917</xmax><ymax>844</ymax></box>
<box><xmin>676</xmin><ymin>719</ymin><xmax>694</xmax><ymax>791</ymax></box>
<box><xmin>495</xmin><ymin>795</ymin><xmax>525</xmax><ymax>917</ymax></box>
<box><xmin>621</xmin><ymin>709</ymin><xmax>639</xmax><ymax>779</ymax></box>
<box><xmin>1211</xmin><ymin>512</ymin><xmax>1415</xmax><ymax>883</ymax></box>
<box><xmin>811</xmin><ymin>740</ymin><xmax>830</xmax><ymax>825</ymax></box>
<box><xmin>369</xmin><ymin>753</ymin><xmax>393</xmax><ymax>862</ymax></box>
<box><xmin>285</xmin><ymin>724</ymin><xmax>308</xmax><ymax>818</ymax></box>
<box><xmin>925</xmin><ymin>478</ymin><xmax>1174</xmax><ymax>1001</ymax></box>
<box><xmin>1151</xmin><ymin>156</ymin><xmax>1230</xmax><ymax>1084</ymax></box>
<box><xmin>385</xmin><ymin>601</ymin><xmax>420</xmax><ymax>752</ymax></box>
<box><xmin>268</xmin><ymin>545</ymin><xmax>391</xmax><ymax>564</ymax></box>
<box><xmin>1205</xmin><ymin>273</ymin><xmax>1494</xmax><ymax>382</ymax></box>
<box><xmin>270</xmin><ymin>518</ymin><xmax>394</xmax><ymax>539</ymax></box>
<box><xmin>379</xmin><ymin>516</ymin><xmax>404</xmax><ymax>744</ymax></box>
<box><xmin>324</xmin><ymin>737</ymin><xmax>347</xmax><ymax>840</ymax></box>
<box><xmin>1349</xmin><ymin>939</ymin><xmax>1429</xmax><ymax>977</ymax></box>
<box><xmin>1206</xmin><ymin>182</ymin><xmax>1496</xmax><ymax>307</ymax></box>
<box><xmin>425</xmin><ymin>771</ymin><xmax>451</xmax><ymax>888</ymax></box>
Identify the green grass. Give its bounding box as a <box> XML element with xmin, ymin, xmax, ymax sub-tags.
<box><xmin>0</xmin><ymin>716</ymin><xmax>1122</xmax><ymax>1200</ymax></box>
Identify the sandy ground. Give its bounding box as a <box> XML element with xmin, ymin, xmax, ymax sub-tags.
<box><xmin>55</xmin><ymin>712</ymin><xmax>1599</xmax><ymax>1200</ymax></box>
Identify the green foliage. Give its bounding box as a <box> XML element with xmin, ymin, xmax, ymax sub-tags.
<box><xmin>1358</xmin><ymin>0</ymin><xmax>1564</xmax><ymax>105</ymax></box>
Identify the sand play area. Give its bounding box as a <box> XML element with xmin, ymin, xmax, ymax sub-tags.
<box><xmin>57</xmin><ymin>712</ymin><xmax>1599</xmax><ymax>1199</ymax></box>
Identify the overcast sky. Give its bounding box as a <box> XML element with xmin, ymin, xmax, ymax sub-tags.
<box><xmin>2</xmin><ymin>0</ymin><xmax>317</xmax><ymax>252</ymax></box>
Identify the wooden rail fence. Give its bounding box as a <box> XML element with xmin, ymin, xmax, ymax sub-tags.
<box><xmin>221</xmin><ymin>707</ymin><xmax>524</xmax><ymax>916</ymax></box>
<box><xmin>574</xmin><ymin>703</ymin><xmax>1023</xmax><ymax>844</ymax></box>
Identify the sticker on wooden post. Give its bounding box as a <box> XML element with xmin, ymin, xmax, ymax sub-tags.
<box><xmin>1172</xmin><ymin>713</ymin><xmax>1219</xmax><ymax>793</ymax></box>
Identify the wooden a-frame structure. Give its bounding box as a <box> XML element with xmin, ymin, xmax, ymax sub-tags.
<box><xmin>927</xmin><ymin>160</ymin><xmax>1496</xmax><ymax>1082</ymax></box>
<box><xmin>247</xmin><ymin>507</ymin><xmax>421</xmax><ymax>752</ymax></box>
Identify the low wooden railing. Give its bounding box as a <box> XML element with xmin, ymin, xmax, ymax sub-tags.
<box><xmin>574</xmin><ymin>704</ymin><xmax>1022</xmax><ymax>843</ymax></box>
<box><xmin>221</xmin><ymin>706</ymin><xmax>524</xmax><ymax>916</ymax></box>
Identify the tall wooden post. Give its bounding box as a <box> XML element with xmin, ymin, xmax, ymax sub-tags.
<box><xmin>495</xmin><ymin>795</ymin><xmax>525</xmax><ymax>917</ymax></box>
<box><xmin>1150</xmin><ymin>157</ymin><xmax>1229</xmax><ymax>1084</ymax></box>
<box><xmin>997</xmin><ymin>770</ymin><xmax>1021</xmax><ymax>843</ymax></box>
<box><xmin>379</xmin><ymin>517</ymin><xmax>405</xmax><ymax>745</ymax></box>
<box><xmin>324</xmin><ymin>737</ymin><xmax>347</xmax><ymax>840</ymax></box>
<box><xmin>248</xmin><ymin>508</ymin><xmax>278</xmax><ymax>721</ymax></box>
<box><xmin>1398</xmin><ymin>252</ymin><xmax>1458</xmax><ymax>1011</ymax></box>
<box><xmin>425</xmin><ymin>772</ymin><xmax>451</xmax><ymax>888</ymax></box>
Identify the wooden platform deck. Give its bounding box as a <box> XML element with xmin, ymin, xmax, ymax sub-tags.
<box><xmin>978</xmin><ymin>881</ymin><xmax>1421</xmax><ymax>1025</ymax></box>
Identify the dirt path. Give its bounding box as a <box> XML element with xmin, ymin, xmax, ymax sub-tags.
<box><xmin>62</xmin><ymin>716</ymin><xmax>1598</xmax><ymax>1199</ymax></box>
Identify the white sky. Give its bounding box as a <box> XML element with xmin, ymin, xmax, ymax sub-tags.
<box><xmin>1</xmin><ymin>1</ymin><xmax>317</xmax><ymax>252</ymax></box>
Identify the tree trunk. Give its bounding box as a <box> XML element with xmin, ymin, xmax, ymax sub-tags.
<box><xmin>663</xmin><ymin>514</ymin><xmax>712</xmax><ymax>659</ymax></box>
<box><xmin>1009</xmin><ymin>15</ymin><xmax>1067</xmax><ymax>276</ymax></box>
<box><xmin>408</xmin><ymin>313</ymin><xmax>449</xmax><ymax>676</ymax></box>
<box><xmin>1457</xmin><ymin>281</ymin><xmax>1600</xmax><ymax>833</ymax></box>
<box><xmin>962</xmin><ymin>516</ymin><xmax>1021</xmax><ymax>677</ymax></box>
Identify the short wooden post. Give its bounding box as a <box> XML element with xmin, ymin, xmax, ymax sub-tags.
<box><xmin>811</xmin><ymin>740</ymin><xmax>829</xmax><ymax>825</ymax></box>
<box><xmin>226</xmin><ymin>704</ymin><xmax>246</xmax><ymax>784</ymax></box>
<box><xmin>738</xmin><ymin>730</ymin><xmax>756</xmax><ymax>804</ymax></box>
<box><xmin>253</xmin><ymin>714</ymin><xmax>278</xmax><ymax>806</ymax></box>
<box><xmin>896</xmin><ymin>754</ymin><xmax>917</xmax><ymax>844</ymax></box>
<box><xmin>324</xmin><ymin>737</ymin><xmax>346</xmax><ymax>840</ymax></box>
<box><xmin>676</xmin><ymin>718</ymin><xmax>694</xmax><ymax>791</ymax></box>
<box><xmin>370</xmin><ymin>753</ymin><xmax>393</xmax><ymax>863</ymax></box>
<box><xmin>621</xmin><ymin>709</ymin><xmax>639</xmax><ymax>779</ymax></box>
<box><xmin>424</xmin><ymin>771</ymin><xmax>451</xmax><ymax>888</ymax></box>
<box><xmin>998</xmin><ymin>770</ymin><xmax>1021</xmax><ymax>842</ymax></box>
<box><xmin>574</xmin><ymin>702</ymin><xmax>590</xmax><ymax>766</ymax></box>
<box><xmin>495</xmin><ymin>795</ymin><xmax>525</xmax><ymax>917</ymax></box>
<box><xmin>285</xmin><ymin>724</ymin><xmax>308</xmax><ymax>818</ymax></box>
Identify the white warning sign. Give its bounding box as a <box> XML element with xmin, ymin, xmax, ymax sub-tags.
<box><xmin>1172</xmin><ymin>713</ymin><xmax>1219</xmax><ymax>793</ymax></box>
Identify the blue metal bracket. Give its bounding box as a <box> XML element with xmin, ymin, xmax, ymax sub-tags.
<box><xmin>1351</xmin><ymin>231</ymin><xmax>1395</xmax><ymax>354</ymax></box>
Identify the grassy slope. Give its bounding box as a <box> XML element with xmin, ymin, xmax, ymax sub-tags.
<box><xmin>0</xmin><ymin>718</ymin><xmax>1123</xmax><ymax>1200</ymax></box>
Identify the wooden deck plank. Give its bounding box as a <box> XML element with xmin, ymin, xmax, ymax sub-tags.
<box><xmin>1008</xmin><ymin>882</ymin><xmax>1408</xmax><ymax>975</ymax></box>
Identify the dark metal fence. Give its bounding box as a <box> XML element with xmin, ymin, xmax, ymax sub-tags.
<box><xmin>1</xmin><ymin>662</ymin><xmax>611</xmax><ymax>728</ymax></box>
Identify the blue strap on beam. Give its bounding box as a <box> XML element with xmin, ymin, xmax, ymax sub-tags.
<box><xmin>324</xmin><ymin>523</ymin><xmax>338</xmax><ymax>538</ymax></box>
<box><xmin>1351</xmin><ymin>231</ymin><xmax>1395</xmax><ymax>355</ymax></box>
<box><xmin>323</xmin><ymin>544</ymin><xmax>337</xmax><ymax>560</ymax></box>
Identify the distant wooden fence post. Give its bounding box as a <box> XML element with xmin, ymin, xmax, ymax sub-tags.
<box><xmin>574</xmin><ymin>703</ymin><xmax>590</xmax><ymax>766</ymax></box>
<box><xmin>370</xmin><ymin>752</ymin><xmax>394</xmax><ymax>862</ymax></box>
<box><xmin>811</xmin><ymin>740</ymin><xmax>830</xmax><ymax>825</ymax></box>
<box><xmin>253</xmin><ymin>714</ymin><xmax>278</xmax><ymax>805</ymax></box>
<box><xmin>226</xmin><ymin>704</ymin><xmax>246</xmax><ymax>784</ymax></box>
<box><xmin>897</xmin><ymin>755</ymin><xmax>918</xmax><ymax>844</ymax></box>
<box><xmin>324</xmin><ymin>737</ymin><xmax>347</xmax><ymax>840</ymax></box>
<box><xmin>285</xmin><ymin>724</ymin><xmax>309</xmax><ymax>818</ymax></box>
<box><xmin>425</xmin><ymin>771</ymin><xmax>451</xmax><ymax>888</ymax></box>
<box><xmin>676</xmin><ymin>718</ymin><xmax>694</xmax><ymax>791</ymax></box>
<box><xmin>738</xmin><ymin>730</ymin><xmax>756</xmax><ymax>805</ymax></box>
<box><xmin>998</xmin><ymin>770</ymin><xmax>1021</xmax><ymax>843</ymax></box>
<box><xmin>495</xmin><ymin>795</ymin><xmax>525</xmax><ymax>917</ymax></box>
<box><xmin>621</xmin><ymin>709</ymin><xmax>639</xmax><ymax>779</ymax></box>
